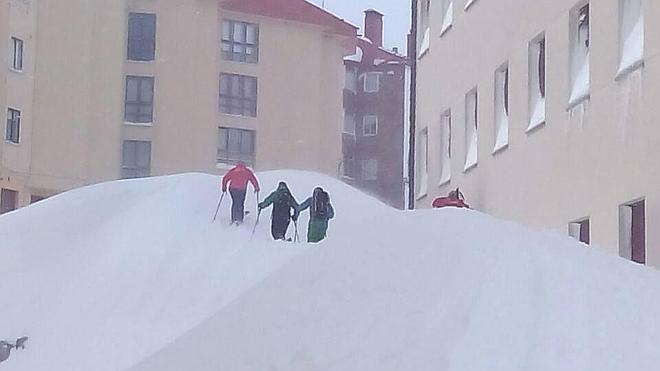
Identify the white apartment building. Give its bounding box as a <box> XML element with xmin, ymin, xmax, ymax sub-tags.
<box><xmin>415</xmin><ymin>0</ymin><xmax>660</xmax><ymax>266</ymax></box>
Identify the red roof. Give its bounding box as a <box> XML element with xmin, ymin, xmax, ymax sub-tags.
<box><xmin>220</xmin><ymin>0</ymin><xmax>357</xmax><ymax>38</ymax></box>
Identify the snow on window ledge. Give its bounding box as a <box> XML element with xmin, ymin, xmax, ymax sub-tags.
<box><xmin>492</xmin><ymin>142</ymin><xmax>508</xmax><ymax>156</ymax></box>
<box><xmin>615</xmin><ymin>59</ymin><xmax>644</xmax><ymax>81</ymax></box>
<box><xmin>463</xmin><ymin>161</ymin><xmax>477</xmax><ymax>173</ymax></box>
<box><xmin>124</xmin><ymin>121</ymin><xmax>154</xmax><ymax>127</ymax></box>
<box><xmin>418</xmin><ymin>28</ymin><xmax>431</xmax><ymax>59</ymax></box>
<box><xmin>567</xmin><ymin>92</ymin><xmax>590</xmax><ymax>111</ymax></box>
<box><xmin>215</xmin><ymin>162</ymin><xmax>233</xmax><ymax>171</ymax></box>
<box><xmin>527</xmin><ymin>98</ymin><xmax>546</xmax><ymax>133</ymax></box>
<box><xmin>464</xmin><ymin>0</ymin><xmax>478</xmax><ymax>11</ymax></box>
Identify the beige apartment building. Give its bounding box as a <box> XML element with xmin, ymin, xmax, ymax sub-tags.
<box><xmin>415</xmin><ymin>0</ymin><xmax>660</xmax><ymax>266</ymax></box>
<box><xmin>0</xmin><ymin>0</ymin><xmax>356</xmax><ymax>212</ymax></box>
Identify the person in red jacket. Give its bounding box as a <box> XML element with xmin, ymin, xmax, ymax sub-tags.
<box><xmin>222</xmin><ymin>161</ymin><xmax>260</xmax><ymax>225</ymax></box>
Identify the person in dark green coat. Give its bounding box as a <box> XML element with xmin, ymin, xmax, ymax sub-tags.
<box><xmin>258</xmin><ymin>182</ymin><xmax>299</xmax><ymax>241</ymax></box>
<box><xmin>295</xmin><ymin>187</ymin><xmax>335</xmax><ymax>243</ymax></box>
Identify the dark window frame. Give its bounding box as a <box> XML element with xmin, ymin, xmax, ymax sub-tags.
<box><xmin>11</xmin><ymin>37</ymin><xmax>23</xmax><ymax>71</ymax></box>
<box><xmin>217</xmin><ymin>127</ymin><xmax>256</xmax><ymax>166</ymax></box>
<box><xmin>125</xmin><ymin>76</ymin><xmax>155</xmax><ymax>123</ymax></box>
<box><xmin>6</xmin><ymin>108</ymin><xmax>21</xmax><ymax>144</ymax></box>
<box><xmin>219</xmin><ymin>73</ymin><xmax>257</xmax><ymax>117</ymax></box>
<box><xmin>0</xmin><ymin>188</ymin><xmax>18</xmax><ymax>214</ymax></box>
<box><xmin>121</xmin><ymin>140</ymin><xmax>152</xmax><ymax>179</ymax></box>
<box><xmin>222</xmin><ymin>19</ymin><xmax>259</xmax><ymax>63</ymax></box>
<box><xmin>128</xmin><ymin>12</ymin><xmax>157</xmax><ymax>62</ymax></box>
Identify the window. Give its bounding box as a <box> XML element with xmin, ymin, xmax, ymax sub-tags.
<box><xmin>220</xmin><ymin>73</ymin><xmax>258</xmax><ymax>117</ymax></box>
<box><xmin>6</xmin><ymin>108</ymin><xmax>20</xmax><ymax>144</ymax></box>
<box><xmin>345</xmin><ymin>66</ymin><xmax>358</xmax><ymax>93</ymax></box>
<box><xmin>494</xmin><ymin>65</ymin><xmax>509</xmax><ymax>152</ymax></box>
<box><xmin>440</xmin><ymin>0</ymin><xmax>454</xmax><ymax>35</ymax></box>
<box><xmin>121</xmin><ymin>140</ymin><xmax>151</xmax><ymax>179</ymax></box>
<box><xmin>528</xmin><ymin>35</ymin><xmax>546</xmax><ymax>130</ymax></box>
<box><xmin>125</xmin><ymin>76</ymin><xmax>154</xmax><ymax>123</ymax></box>
<box><xmin>418</xmin><ymin>0</ymin><xmax>431</xmax><ymax>57</ymax></box>
<box><xmin>222</xmin><ymin>20</ymin><xmax>259</xmax><ymax>63</ymax></box>
<box><xmin>0</xmin><ymin>188</ymin><xmax>17</xmax><ymax>214</ymax></box>
<box><xmin>417</xmin><ymin>128</ymin><xmax>429</xmax><ymax>198</ymax></box>
<box><xmin>218</xmin><ymin>127</ymin><xmax>256</xmax><ymax>166</ymax></box>
<box><xmin>30</xmin><ymin>195</ymin><xmax>46</xmax><ymax>204</ymax></box>
<box><xmin>343</xmin><ymin>156</ymin><xmax>357</xmax><ymax>179</ymax></box>
<box><xmin>127</xmin><ymin>13</ymin><xmax>156</xmax><ymax>61</ymax></box>
<box><xmin>439</xmin><ymin>111</ymin><xmax>451</xmax><ymax>184</ymax></box>
<box><xmin>620</xmin><ymin>200</ymin><xmax>645</xmax><ymax>264</ymax></box>
<box><xmin>10</xmin><ymin>37</ymin><xmax>23</xmax><ymax>71</ymax></box>
<box><xmin>361</xmin><ymin>159</ymin><xmax>378</xmax><ymax>181</ymax></box>
<box><xmin>464</xmin><ymin>89</ymin><xmax>478</xmax><ymax>171</ymax></box>
<box><xmin>465</xmin><ymin>0</ymin><xmax>478</xmax><ymax>10</ymax></box>
<box><xmin>569</xmin><ymin>219</ymin><xmax>590</xmax><ymax>245</ymax></box>
<box><xmin>569</xmin><ymin>3</ymin><xmax>590</xmax><ymax>107</ymax></box>
<box><xmin>364</xmin><ymin>72</ymin><xmax>380</xmax><ymax>93</ymax></box>
<box><xmin>618</xmin><ymin>0</ymin><xmax>643</xmax><ymax>76</ymax></box>
<box><xmin>363</xmin><ymin>115</ymin><xmax>378</xmax><ymax>136</ymax></box>
<box><xmin>343</xmin><ymin>112</ymin><xmax>356</xmax><ymax>135</ymax></box>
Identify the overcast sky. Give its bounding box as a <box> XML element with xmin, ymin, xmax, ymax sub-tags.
<box><xmin>308</xmin><ymin>0</ymin><xmax>411</xmax><ymax>53</ymax></box>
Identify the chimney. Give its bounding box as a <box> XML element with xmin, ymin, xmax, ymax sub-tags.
<box><xmin>364</xmin><ymin>9</ymin><xmax>384</xmax><ymax>47</ymax></box>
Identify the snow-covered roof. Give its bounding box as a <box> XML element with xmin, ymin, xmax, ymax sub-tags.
<box><xmin>344</xmin><ymin>46</ymin><xmax>364</xmax><ymax>62</ymax></box>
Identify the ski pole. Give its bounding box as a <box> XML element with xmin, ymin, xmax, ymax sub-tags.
<box><xmin>251</xmin><ymin>191</ymin><xmax>261</xmax><ymax>238</ymax></box>
<box><xmin>294</xmin><ymin>220</ymin><xmax>300</xmax><ymax>243</ymax></box>
<box><xmin>212</xmin><ymin>192</ymin><xmax>226</xmax><ymax>223</ymax></box>
<box><xmin>251</xmin><ymin>209</ymin><xmax>261</xmax><ymax>238</ymax></box>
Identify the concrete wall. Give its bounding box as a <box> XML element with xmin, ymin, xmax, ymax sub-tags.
<box><xmin>416</xmin><ymin>0</ymin><xmax>660</xmax><ymax>265</ymax></box>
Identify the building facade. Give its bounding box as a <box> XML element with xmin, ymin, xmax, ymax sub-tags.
<box><xmin>343</xmin><ymin>10</ymin><xmax>407</xmax><ymax>209</ymax></box>
<box><xmin>414</xmin><ymin>0</ymin><xmax>660</xmax><ymax>266</ymax></box>
<box><xmin>0</xmin><ymin>0</ymin><xmax>356</xmax><ymax>213</ymax></box>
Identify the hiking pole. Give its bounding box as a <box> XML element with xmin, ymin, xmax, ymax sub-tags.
<box><xmin>212</xmin><ymin>192</ymin><xmax>225</xmax><ymax>223</ymax></box>
<box><xmin>294</xmin><ymin>220</ymin><xmax>300</xmax><ymax>243</ymax></box>
<box><xmin>251</xmin><ymin>209</ymin><xmax>261</xmax><ymax>238</ymax></box>
<box><xmin>251</xmin><ymin>191</ymin><xmax>261</xmax><ymax>238</ymax></box>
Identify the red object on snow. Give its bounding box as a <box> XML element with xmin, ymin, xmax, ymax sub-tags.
<box><xmin>432</xmin><ymin>197</ymin><xmax>470</xmax><ymax>209</ymax></box>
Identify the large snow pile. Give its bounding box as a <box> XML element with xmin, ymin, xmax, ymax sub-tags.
<box><xmin>2</xmin><ymin>171</ymin><xmax>660</xmax><ymax>371</ymax></box>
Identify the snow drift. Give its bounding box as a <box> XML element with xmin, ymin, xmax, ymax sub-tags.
<box><xmin>2</xmin><ymin>171</ymin><xmax>660</xmax><ymax>371</ymax></box>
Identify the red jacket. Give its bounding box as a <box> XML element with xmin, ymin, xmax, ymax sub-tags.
<box><xmin>222</xmin><ymin>164</ymin><xmax>260</xmax><ymax>192</ymax></box>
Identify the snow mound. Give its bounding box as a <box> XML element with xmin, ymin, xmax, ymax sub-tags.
<box><xmin>2</xmin><ymin>171</ymin><xmax>660</xmax><ymax>371</ymax></box>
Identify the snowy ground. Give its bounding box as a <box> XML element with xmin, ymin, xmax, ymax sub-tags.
<box><xmin>2</xmin><ymin>171</ymin><xmax>660</xmax><ymax>371</ymax></box>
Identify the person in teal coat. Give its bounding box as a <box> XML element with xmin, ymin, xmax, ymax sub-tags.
<box><xmin>295</xmin><ymin>187</ymin><xmax>334</xmax><ymax>243</ymax></box>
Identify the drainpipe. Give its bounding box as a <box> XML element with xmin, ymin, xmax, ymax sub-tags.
<box><xmin>407</xmin><ymin>0</ymin><xmax>418</xmax><ymax>210</ymax></box>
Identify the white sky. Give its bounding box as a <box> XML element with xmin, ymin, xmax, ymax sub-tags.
<box><xmin>308</xmin><ymin>0</ymin><xmax>411</xmax><ymax>53</ymax></box>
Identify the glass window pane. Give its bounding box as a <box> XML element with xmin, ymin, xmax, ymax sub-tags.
<box><xmin>126</xmin><ymin>78</ymin><xmax>139</xmax><ymax>101</ymax></box>
<box><xmin>240</xmin><ymin>131</ymin><xmax>253</xmax><ymax>154</ymax></box>
<box><xmin>136</xmin><ymin>142</ymin><xmax>151</xmax><ymax>168</ymax></box>
<box><xmin>222</xmin><ymin>21</ymin><xmax>231</xmax><ymax>40</ymax></box>
<box><xmin>227</xmin><ymin>130</ymin><xmax>241</xmax><ymax>152</ymax></box>
<box><xmin>218</xmin><ymin>128</ymin><xmax>228</xmax><ymax>151</ymax></box>
<box><xmin>123</xmin><ymin>141</ymin><xmax>137</xmax><ymax>167</ymax></box>
<box><xmin>244</xmin><ymin>77</ymin><xmax>256</xmax><ymax>98</ymax></box>
<box><xmin>140</xmin><ymin>78</ymin><xmax>154</xmax><ymax>102</ymax></box>
<box><xmin>233</xmin><ymin>23</ymin><xmax>245</xmax><ymax>42</ymax></box>
<box><xmin>246</xmin><ymin>25</ymin><xmax>257</xmax><ymax>44</ymax></box>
